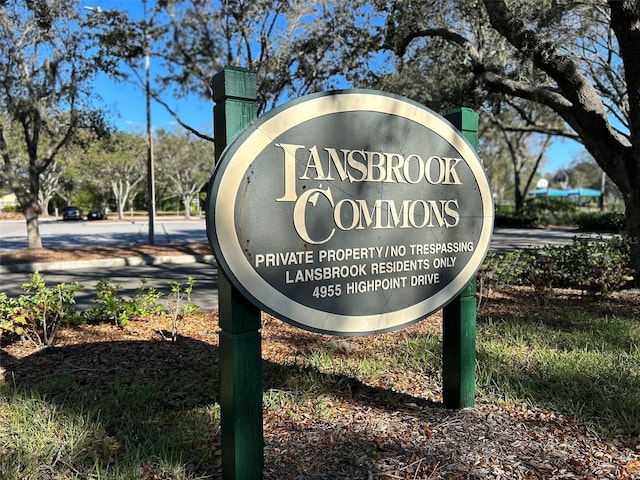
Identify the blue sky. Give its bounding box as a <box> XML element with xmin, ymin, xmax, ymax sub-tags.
<box><xmin>85</xmin><ymin>0</ymin><xmax>582</xmax><ymax>176</ymax></box>
<box><xmin>93</xmin><ymin>71</ymin><xmax>214</xmax><ymax>134</ymax></box>
<box><xmin>543</xmin><ymin>138</ymin><xmax>584</xmax><ymax>174</ymax></box>
<box><xmin>84</xmin><ymin>0</ymin><xmax>214</xmax><ymax>135</ymax></box>
<box><xmin>94</xmin><ymin>71</ymin><xmax>582</xmax><ymax>176</ymax></box>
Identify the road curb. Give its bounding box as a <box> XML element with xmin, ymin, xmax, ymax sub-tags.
<box><xmin>0</xmin><ymin>254</ymin><xmax>216</xmax><ymax>274</ymax></box>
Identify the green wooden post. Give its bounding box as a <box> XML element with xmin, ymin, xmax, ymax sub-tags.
<box><xmin>442</xmin><ymin>107</ymin><xmax>479</xmax><ymax>409</ymax></box>
<box><xmin>211</xmin><ymin>66</ymin><xmax>263</xmax><ymax>479</ymax></box>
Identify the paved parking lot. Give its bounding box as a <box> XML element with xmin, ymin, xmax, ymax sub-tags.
<box><xmin>0</xmin><ymin>217</ymin><xmax>208</xmax><ymax>251</ymax></box>
<box><xmin>0</xmin><ymin>217</ymin><xmax>603</xmax><ymax>253</ymax></box>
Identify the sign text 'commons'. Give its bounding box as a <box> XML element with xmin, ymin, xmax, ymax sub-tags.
<box><xmin>207</xmin><ymin>90</ymin><xmax>493</xmax><ymax>335</ymax></box>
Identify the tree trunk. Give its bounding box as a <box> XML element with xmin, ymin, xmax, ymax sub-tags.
<box><xmin>623</xmin><ymin>178</ymin><xmax>640</xmax><ymax>284</ymax></box>
<box><xmin>40</xmin><ymin>197</ymin><xmax>51</xmax><ymax>217</ymax></box>
<box><xmin>183</xmin><ymin>196</ymin><xmax>192</xmax><ymax>219</ymax></box>
<box><xmin>25</xmin><ymin>201</ymin><xmax>42</xmax><ymax>249</ymax></box>
<box><xmin>513</xmin><ymin>171</ymin><xmax>524</xmax><ymax>213</ymax></box>
<box><xmin>112</xmin><ymin>181</ymin><xmax>127</xmax><ymax>220</ymax></box>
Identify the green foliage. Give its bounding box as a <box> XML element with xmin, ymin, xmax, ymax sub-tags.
<box><xmin>480</xmin><ymin>236</ymin><xmax>633</xmax><ymax>295</ymax></box>
<box><xmin>527</xmin><ymin>198</ymin><xmax>580</xmax><ymax>226</ymax></box>
<box><xmin>1</xmin><ymin>204</ymin><xmax>22</xmax><ymax>213</ymax></box>
<box><xmin>479</xmin><ymin>249</ymin><xmax>530</xmax><ymax>292</ymax></box>
<box><xmin>2</xmin><ymin>273</ymin><xmax>200</xmax><ymax>344</ymax></box>
<box><xmin>495</xmin><ymin>201</ymin><xmax>628</xmax><ymax>232</ymax></box>
<box><xmin>0</xmin><ymin>272</ymin><xmax>81</xmax><ymax>347</ymax></box>
<box><xmin>86</xmin><ymin>278</ymin><xmax>164</xmax><ymax>326</ymax></box>
<box><xmin>495</xmin><ymin>198</ymin><xmax>579</xmax><ymax>228</ymax></box>
<box><xmin>494</xmin><ymin>205</ymin><xmax>538</xmax><ymax>228</ymax></box>
<box><xmin>87</xmin><ymin>278</ymin><xmax>123</xmax><ymax>324</ymax></box>
<box><xmin>0</xmin><ymin>293</ymin><xmax>23</xmax><ymax>337</ymax></box>
<box><xmin>164</xmin><ymin>277</ymin><xmax>199</xmax><ymax>342</ymax></box>
<box><xmin>130</xmin><ymin>280</ymin><xmax>165</xmax><ymax>318</ymax></box>
<box><xmin>574</xmin><ymin>211</ymin><xmax>626</xmax><ymax>232</ymax></box>
<box><xmin>1</xmin><ymin>0</ymin><xmax>109</xmax><ymax>248</ymax></box>
<box><xmin>154</xmin><ymin>130</ymin><xmax>214</xmax><ymax>218</ymax></box>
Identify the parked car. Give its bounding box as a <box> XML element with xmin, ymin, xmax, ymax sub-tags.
<box><xmin>87</xmin><ymin>209</ymin><xmax>107</xmax><ymax>220</ymax></box>
<box><xmin>62</xmin><ymin>206</ymin><xmax>82</xmax><ymax>221</ymax></box>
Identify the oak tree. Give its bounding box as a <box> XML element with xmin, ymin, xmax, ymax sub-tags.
<box><xmin>0</xmin><ymin>0</ymin><xmax>108</xmax><ymax>248</ymax></box>
<box><xmin>382</xmin><ymin>0</ymin><xmax>640</xmax><ymax>280</ymax></box>
<box><xmin>85</xmin><ymin>132</ymin><xmax>146</xmax><ymax>219</ymax></box>
<box><xmin>154</xmin><ymin>128</ymin><xmax>214</xmax><ymax>218</ymax></box>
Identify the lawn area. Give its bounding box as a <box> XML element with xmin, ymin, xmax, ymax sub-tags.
<box><xmin>1</xmin><ymin>287</ymin><xmax>639</xmax><ymax>479</ymax></box>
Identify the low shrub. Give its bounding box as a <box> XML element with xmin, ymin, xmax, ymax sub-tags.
<box><xmin>85</xmin><ymin>278</ymin><xmax>164</xmax><ymax>326</ymax></box>
<box><xmin>494</xmin><ymin>205</ymin><xmax>538</xmax><ymax>228</ymax></box>
<box><xmin>163</xmin><ymin>277</ymin><xmax>199</xmax><ymax>342</ymax></box>
<box><xmin>0</xmin><ymin>293</ymin><xmax>22</xmax><ymax>339</ymax></box>
<box><xmin>480</xmin><ymin>236</ymin><xmax>633</xmax><ymax>295</ymax></box>
<box><xmin>2</xmin><ymin>275</ymin><xmax>198</xmax><ymax>347</ymax></box>
<box><xmin>574</xmin><ymin>211</ymin><xmax>626</xmax><ymax>232</ymax></box>
<box><xmin>495</xmin><ymin>198</ymin><xmax>579</xmax><ymax>228</ymax></box>
<box><xmin>1</xmin><ymin>204</ymin><xmax>22</xmax><ymax>214</ymax></box>
<box><xmin>0</xmin><ymin>272</ymin><xmax>81</xmax><ymax>347</ymax></box>
<box><xmin>525</xmin><ymin>197</ymin><xmax>579</xmax><ymax>227</ymax></box>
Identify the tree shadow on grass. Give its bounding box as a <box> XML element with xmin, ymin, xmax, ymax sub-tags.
<box><xmin>1</xmin><ymin>337</ymin><xmax>223</xmax><ymax>478</ymax></box>
<box><xmin>4</xmin><ymin>319</ymin><xmax>634</xmax><ymax>479</ymax></box>
<box><xmin>475</xmin><ymin>293</ymin><xmax>640</xmax><ymax>437</ymax></box>
<box><xmin>1</xmin><ymin>334</ymin><xmax>460</xmax><ymax>479</ymax></box>
<box><xmin>477</xmin><ymin>287</ymin><xmax>640</xmax><ymax>330</ymax></box>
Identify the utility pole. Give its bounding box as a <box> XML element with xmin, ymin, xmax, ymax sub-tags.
<box><xmin>85</xmin><ymin>0</ymin><xmax>156</xmax><ymax>244</ymax></box>
<box><xmin>143</xmin><ymin>0</ymin><xmax>156</xmax><ymax>244</ymax></box>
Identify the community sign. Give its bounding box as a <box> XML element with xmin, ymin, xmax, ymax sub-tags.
<box><xmin>207</xmin><ymin>90</ymin><xmax>493</xmax><ymax>335</ymax></box>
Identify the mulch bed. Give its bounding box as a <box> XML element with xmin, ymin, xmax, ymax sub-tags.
<box><xmin>0</xmin><ymin>242</ymin><xmax>212</xmax><ymax>265</ymax></box>
<box><xmin>2</xmin><ymin>288</ymin><xmax>640</xmax><ymax>479</ymax></box>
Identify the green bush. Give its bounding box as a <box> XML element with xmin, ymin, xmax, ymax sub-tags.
<box><xmin>495</xmin><ymin>198</ymin><xmax>579</xmax><ymax>228</ymax></box>
<box><xmin>494</xmin><ymin>211</ymin><xmax>537</xmax><ymax>228</ymax></box>
<box><xmin>0</xmin><ymin>272</ymin><xmax>81</xmax><ymax>347</ymax></box>
<box><xmin>480</xmin><ymin>236</ymin><xmax>633</xmax><ymax>295</ymax></box>
<box><xmin>574</xmin><ymin>211</ymin><xmax>626</xmax><ymax>232</ymax></box>
<box><xmin>494</xmin><ymin>205</ymin><xmax>538</xmax><ymax>228</ymax></box>
<box><xmin>0</xmin><ymin>293</ymin><xmax>23</xmax><ymax>338</ymax></box>
<box><xmin>164</xmin><ymin>277</ymin><xmax>199</xmax><ymax>342</ymax></box>
<box><xmin>526</xmin><ymin>197</ymin><xmax>579</xmax><ymax>227</ymax></box>
<box><xmin>1</xmin><ymin>204</ymin><xmax>22</xmax><ymax>214</ymax></box>
<box><xmin>86</xmin><ymin>278</ymin><xmax>164</xmax><ymax>326</ymax></box>
<box><xmin>1</xmin><ymin>274</ymin><xmax>200</xmax><ymax>349</ymax></box>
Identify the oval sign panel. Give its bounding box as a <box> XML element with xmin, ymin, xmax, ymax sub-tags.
<box><xmin>207</xmin><ymin>90</ymin><xmax>493</xmax><ymax>336</ymax></box>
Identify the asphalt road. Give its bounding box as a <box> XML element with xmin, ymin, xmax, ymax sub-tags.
<box><xmin>0</xmin><ymin>217</ymin><xmax>597</xmax><ymax>253</ymax></box>
<box><xmin>0</xmin><ymin>217</ymin><xmax>208</xmax><ymax>250</ymax></box>
<box><xmin>0</xmin><ymin>261</ymin><xmax>221</xmax><ymax>312</ymax></box>
<box><xmin>0</xmin><ymin>218</ymin><xmax>607</xmax><ymax>312</ymax></box>
<box><xmin>0</xmin><ymin>217</ymin><xmax>219</xmax><ymax>310</ymax></box>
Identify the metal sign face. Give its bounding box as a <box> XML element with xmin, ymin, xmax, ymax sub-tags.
<box><xmin>207</xmin><ymin>90</ymin><xmax>493</xmax><ymax>336</ymax></box>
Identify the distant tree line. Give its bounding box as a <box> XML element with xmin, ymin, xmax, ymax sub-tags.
<box><xmin>43</xmin><ymin>128</ymin><xmax>213</xmax><ymax>219</ymax></box>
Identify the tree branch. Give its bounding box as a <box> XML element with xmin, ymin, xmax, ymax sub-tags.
<box><xmin>391</xmin><ymin>27</ymin><xmax>481</xmax><ymax>64</ymax></box>
<box><xmin>389</xmin><ymin>24</ymin><xmax>578</xmax><ymax>120</ymax></box>
<box><xmin>150</xmin><ymin>94</ymin><xmax>214</xmax><ymax>143</ymax></box>
<box><xmin>477</xmin><ymin>69</ymin><xmax>573</xmax><ymax>115</ymax></box>
<box><xmin>481</xmin><ymin>0</ymin><xmax>626</xmax><ymax>170</ymax></box>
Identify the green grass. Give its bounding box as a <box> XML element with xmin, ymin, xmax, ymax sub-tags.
<box><xmin>0</xmin><ymin>377</ymin><xmax>221</xmax><ymax>480</ymax></box>
<box><xmin>476</xmin><ymin>312</ymin><xmax>640</xmax><ymax>434</ymax></box>
<box><xmin>1</xmin><ymin>309</ymin><xmax>638</xmax><ymax>478</ymax></box>
<box><xmin>0</xmin><ymin>335</ymin><xmax>221</xmax><ymax>479</ymax></box>
<box><xmin>265</xmin><ymin>311</ymin><xmax>639</xmax><ymax>438</ymax></box>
